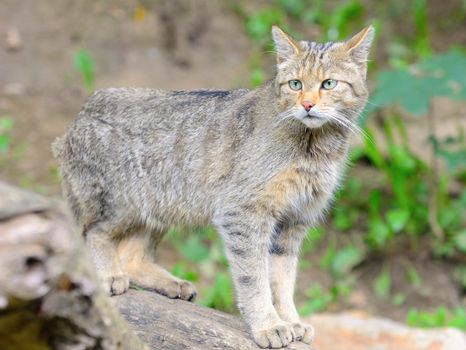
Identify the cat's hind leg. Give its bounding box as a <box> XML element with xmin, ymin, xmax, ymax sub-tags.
<box><xmin>86</xmin><ymin>222</ymin><xmax>129</xmax><ymax>296</ymax></box>
<box><xmin>118</xmin><ymin>231</ymin><xmax>197</xmax><ymax>301</ymax></box>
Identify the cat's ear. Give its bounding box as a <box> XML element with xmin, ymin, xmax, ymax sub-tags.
<box><xmin>342</xmin><ymin>25</ymin><xmax>375</xmax><ymax>64</ymax></box>
<box><xmin>271</xmin><ymin>26</ymin><xmax>301</xmax><ymax>63</ymax></box>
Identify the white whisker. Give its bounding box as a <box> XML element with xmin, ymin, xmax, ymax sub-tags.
<box><xmin>274</xmin><ymin>110</ymin><xmax>295</xmax><ymax>126</ymax></box>
<box><xmin>318</xmin><ymin>108</ymin><xmax>370</xmax><ymax>140</ymax></box>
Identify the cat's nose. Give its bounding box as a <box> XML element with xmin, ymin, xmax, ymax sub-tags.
<box><xmin>302</xmin><ymin>101</ymin><xmax>314</xmax><ymax>112</ymax></box>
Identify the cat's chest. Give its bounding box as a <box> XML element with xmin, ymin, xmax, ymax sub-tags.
<box><xmin>262</xmin><ymin>161</ymin><xmax>343</xmax><ymax>224</ymax></box>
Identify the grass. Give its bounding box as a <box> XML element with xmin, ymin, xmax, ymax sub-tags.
<box><xmin>74</xmin><ymin>49</ymin><xmax>95</xmax><ymax>94</ymax></box>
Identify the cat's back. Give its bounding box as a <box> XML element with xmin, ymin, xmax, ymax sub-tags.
<box><xmin>76</xmin><ymin>87</ymin><xmax>251</xmax><ymax>127</ymax></box>
<box><xmin>53</xmin><ymin>86</ymin><xmax>253</xmax><ymax>174</ymax></box>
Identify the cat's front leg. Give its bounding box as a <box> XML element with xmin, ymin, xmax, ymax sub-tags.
<box><xmin>215</xmin><ymin>210</ymin><xmax>295</xmax><ymax>349</ymax></box>
<box><xmin>269</xmin><ymin>224</ymin><xmax>315</xmax><ymax>344</ymax></box>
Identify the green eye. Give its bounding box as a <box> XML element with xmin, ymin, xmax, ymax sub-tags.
<box><xmin>288</xmin><ymin>79</ymin><xmax>302</xmax><ymax>91</ymax></box>
<box><xmin>321</xmin><ymin>79</ymin><xmax>338</xmax><ymax>90</ymax></box>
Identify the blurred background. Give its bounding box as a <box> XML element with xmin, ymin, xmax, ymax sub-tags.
<box><xmin>0</xmin><ymin>0</ymin><xmax>465</xmax><ymax>330</ymax></box>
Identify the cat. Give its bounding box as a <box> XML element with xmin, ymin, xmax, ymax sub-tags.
<box><xmin>52</xmin><ymin>25</ymin><xmax>374</xmax><ymax>348</ymax></box>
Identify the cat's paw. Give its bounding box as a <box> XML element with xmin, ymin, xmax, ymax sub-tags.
<box><xmin>253</xmin><ymin>321</ymin><xmax>295</xmax><ymax>349</ymax></box>
<box><xmin>102</xmin><ymin>274</ymin><xmax>130</xmax><ymax>296</ymax></box>
<box><xmin>157</xmin><ymin>279</ymin><xmax>197</xmax><ymax>302</ymax></box>
<box><xmin>291</xmin><ymin>322</ymin><xmax>315</xmax><ymax>344</ymax></box>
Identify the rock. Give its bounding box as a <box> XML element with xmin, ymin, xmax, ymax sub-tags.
<box><xmin>305</xmin><ymin>312</ymin><xmax>466</xmax><ymax>350</ymax></box>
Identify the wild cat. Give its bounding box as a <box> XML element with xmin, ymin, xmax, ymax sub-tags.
<box><xmin>53</xmin><ymin>25</ymin><xmax>374</xmax><ymax>348</ymax></box>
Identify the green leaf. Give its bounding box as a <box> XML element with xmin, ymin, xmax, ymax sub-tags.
<box><xmin>0</xmin><ymin>135</ymin><xmax>10</xmax><ymax>153</ymax></box>
<box><xmin>420</xmin><ymin>49</ymin><xmax>466</xmax><ymax>99</ymax></box>
<box><xmin>330</xmin><ymin>245</ymin><xmax>364</xmax><ymax>278</ymax></box>
<box><xmin>299</xmin><ymin>284</ymin><xmax>333</xmax><ymax>316</ymax></box>
<box><xmin>199</xmin><ymin>273</ymin><xmax>234</xmax><ymax>312</ymax></box>
<box><xmin>302</xmin><ymin>227</ymin><xmax>325</xmax><ymax>253</ymax></box>
<box><xmin>374</xmin><ymin>266</ymin><xmax>391</xmax><ymax>298</ymax></box>
<box><xmin>245</xmin><ymin>8</ymin><xmax>283</xmax><ymax>43</ymax></box>
<box><xmin>406</xmin><ymin>266</ymin><xmax>423</xmax><ymax>288</ymax></box>
<box><xmin>453</xmin><ymin>230</ymin><xmax>466</xmax><ymax>253</ymax></box>
<box><xmin>276</xmin><ymin>0</ymin><xmax>306</xmax><ymax>18</ymax></box>
<box><xmin>368</xmin><ymin>50</ymin><xmax>466</xmax><ymax>118</ymax></box>
<box><xmin>386</xmin><ymin>208</ymin><xmax>410</xmax><ymax>232</ymax></box>
<box><xmin>366</xmin><ymin>219</ymin><xmax>391</xmax><ymax>248</ymax></box>
<box><xmin>371</xmin><ymin>69</ymin><xmax>431</xmax><ymax>115</ymax></box>
<box><xmin>332</xmin><ymin>206</ymin><xmax>353</xmax><ymax>231</ymax></box>
<box><xmin>320</xmin><ymin>245</ymin><xmax>336</xmax><ymax>270</ymax></box>
<box><xmin>0</xmin><ymin>117</ymin><xmax>13</xmax><ymax>130</ymax></box>
<box><xmin>0</xmin><ymin>117</ymin><xmax>13</xmax><ymax>153</ymax></box>
<box><xmin>179</xmin><ymin>236</ymin><xmax>210</xmax><ymax>262</ymax></box>
<box><xmin>250</xmin><ymin>68</ymin><xmax>265</xmax><ymax>88</ymax></box>
<box><xmin>171</xmin><ymin>262</ymin><xmax>199</xmax><ymax>282</ymax></box>
<box><xmin>407</xmin><ymin>307</ymin><xmax>466</xmax><ymax>330</ymax></box>
<box><xmin>362</xmin><ymin>128</ymin><xmax>386</xmax><ymax>169</ymax></box>
<box><xmin>449</xmin><ymin>308</ymin><xmax>466</xmax><ymax>330</ymax></box>
<box><xmin>74</xmin><ymin>49</ymin><xmax>95</xmax><ymax>93</ymax></box>
<box><xmin>392</xmin><ymin>293</ymin><xmax>406</xmax><ymax>306</ymax></box>
<box><xmin>329</xmin><ymin>0</ymin><xmax>364</xmax><ymax>40</ymax></box>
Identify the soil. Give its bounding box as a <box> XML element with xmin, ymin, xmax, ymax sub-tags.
<box><xmin>1</xmin><ymin>0</ymin><xmax>465</xmax><ymax>323</ymax></box>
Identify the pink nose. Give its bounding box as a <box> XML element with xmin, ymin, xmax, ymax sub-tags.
<box><xmin>302</xmin><ymin>101</ymin><xmax>314</xmax><ymax>112</ymax></box>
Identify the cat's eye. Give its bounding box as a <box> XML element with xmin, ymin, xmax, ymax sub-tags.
<box><xmin>288</xmin><ymin>80</ymin><xmax>302</xmax><ymax>91</ymax></box>
<box><xmin>321</xmin><ymin>79</ymin><xmax>338</xmax><ymax>90</ymax></box>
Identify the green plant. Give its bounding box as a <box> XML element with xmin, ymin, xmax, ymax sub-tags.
<box><xmin>171</xmin><ymin>262</ymin><xmax>199</xmax><ymax>282</ymax></box>
<box><xmin>245</xmin><ymin>8</ymin><xmax>284</xmax><ymax>45</ymax></box>
<box><xmin>411</xmin><ymin>0</ymin><xmax>431</xmax><ymax>58</ymax></box>
<box><xmin>352</xmin><ymin>119</ymin><xmax>430</xmax><ymax>249</ymax></box>
<box><xmin>373</xmin><ymin>265</ymin><xmax>391</xmax><ymax>298</ymax></box>
<box><xmin>432</xmin><ymin>129</ymin><xmax>466</xmax><ymax>175</ymax></box>
<box><xmin>74</xmin><ymin>49</ymin><xmax>95</xmax><ymax>93</ymax></box>
<box><xmin>329</xmin><ymin>245</ymin><xmax>364</xmax><ymax>279</ymax></box>
<box><xmin>407</xmin><ymin>307</ymin><xmax>466</xmax><ymax>330</ymax></box>
<box><xmin>167</xmin><ymin>227</ymin><xmax>234</xmax><ymax>312</ymax></box>
<box><xmin>0</xmin><ymin>117</ymin><xmax>13</xmax><ymax>153</ymax></box>
<box><xmin>199</xmin><ymin>272</ymin><xmax>235</xmax><ymax>312</ymax></box>
<box><xmin>367</xmin><ymin>49</ymin><xmax>466</xmax><ymax>117</ymax></box>
<box><xmin>299</xmin><ymin>283</ymin><xmax>333</xmax><ymax>316</ymax></box>
<box><xmin>405</xmin><ymin>265</ymin><xmax>422</xmax><ymax>288</ymax></box>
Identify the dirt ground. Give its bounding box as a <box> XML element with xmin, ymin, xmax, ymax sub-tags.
<box><xmin>1</xmin><ymin>0</ymin><xmax>465</xmax><ymax>323</ymax></box>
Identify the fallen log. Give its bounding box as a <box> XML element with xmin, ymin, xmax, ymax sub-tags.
<box><xmin>0</xmin><ymin>182</ymin><xmax>145</xmax><ymax>350</ymax></box>
<box><xmin>116</xmin><ymin>289</ymin><xmax>315</xmax><ymax>350</ymax></box>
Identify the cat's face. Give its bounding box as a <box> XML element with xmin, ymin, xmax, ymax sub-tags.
<box><xmin>272</xmin><ymin>26</ymin><xmax>374</xmax><ymax>130</ymax></box>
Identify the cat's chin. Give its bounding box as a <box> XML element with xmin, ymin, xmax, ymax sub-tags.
<box><xmin>300</xmin><ymin>116</ymin><xmax>328</xmax><ymax>129</ymax></box>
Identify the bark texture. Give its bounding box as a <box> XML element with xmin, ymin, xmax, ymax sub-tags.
<box><xmin>0</xmin><ymin>182</ymin><xmax>145</xmax><ymax>350</ymax></box>
<box><xmin>116</xmin><ymin>289</ymin><xmax>315</xmax><ymax>350</ymax></box>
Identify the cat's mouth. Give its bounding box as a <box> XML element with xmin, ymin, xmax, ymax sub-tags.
<box><xmin>300</xmin><ymin>110</ymin><xmax>328</xmax><ymax>128</ymax></box>
<box><xmin>305</xmin><ymin>110</ymin><xmax>323</xmax><ymax>119</ymax></box>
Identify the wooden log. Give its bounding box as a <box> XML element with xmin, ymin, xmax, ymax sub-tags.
<box><xmin>116</xmin><ymin>289</ymin><xmax>315</xmax><ymax>350</ymax></box>
<box><xmin>0</xmin><ymin>182</ymin><xmax>145</xmax><ymax>350</ymax></box>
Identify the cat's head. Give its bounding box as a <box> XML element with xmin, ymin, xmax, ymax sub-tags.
<box><xmin>271</xmin><ymin>25</ymin><xmax>374</xmax><ymax>130</ymax></box>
